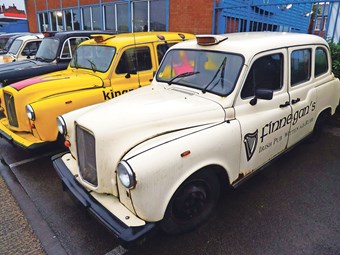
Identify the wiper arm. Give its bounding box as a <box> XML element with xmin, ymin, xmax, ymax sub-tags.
<box><xmin>87</xmin><ymin>59</ymin><xmax>97</xmax><ymax>73</ymax></box>
<box><xmin>167</xmin><ymin>71</ymin><xmax>200</xmax><ymax>85</ymax></box>
<box><xmin>202</xmin><ymin>57</ymin><xmax>227</xmax><ymax>93</ymax></box>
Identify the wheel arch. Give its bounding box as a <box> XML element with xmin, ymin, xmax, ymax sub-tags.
<box><xmin>158</xmin><ymin>164</ymin><xmax>230</xmax><ymax>234</ymax></box>
<box><xmin>160</xmin><ymin>163</ymin><xmax>231</xmax><ymax>222</ymax></box>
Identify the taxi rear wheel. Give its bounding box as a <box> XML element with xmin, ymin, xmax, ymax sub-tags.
<box><xmin>308</xmin><ymin>110</ymin><xmax>330</xmax><ymax>142</ymax></box>
<box><xmin>160</xmin><ymin>170</ymin><xmax>220</xmax><ymax>235</ymax></box>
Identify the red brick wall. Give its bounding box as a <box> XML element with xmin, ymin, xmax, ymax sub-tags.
<box><xmin>25</xmin><ymin>0</ymin><xmax>215</xmax><ymax>34</ymax></box>
<box><xmin>62</xmin><ymin>0</ymin><xmax>78</xmax><ymax>8</ymax></box>
<box><xmin>169</xmin><ymin>0</ymin><xmax>214</xmax><ymax>34</ymax></box>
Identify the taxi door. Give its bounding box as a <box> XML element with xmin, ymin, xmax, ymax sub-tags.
<box><xmin>286</xmin><ymin>46</ymin><xmax>317</xmax><ymax>147</ymax></box>
<box><xmin>110</xmin><ymin>44</ymin><xmax>155</xmax><ymax>96</ymax></box>
<box><xmin>234</xmin><ymin>50</ymin><xmax>292</xmax><ymax>176</ymax></box>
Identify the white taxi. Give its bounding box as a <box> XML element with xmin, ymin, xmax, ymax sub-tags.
<box><xmin>53</xmin><ymin>32</ymin><xmax>340</xmax><ymax>244</ymax></box>
<box><xmin>1</xmin><ymin>33</ymin><xmax>44</xmax><ymax>63</ymax></box>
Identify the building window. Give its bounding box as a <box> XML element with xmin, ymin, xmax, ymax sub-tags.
<box><xmin>314</xmin><ymin>17</ymin><xmax>327</xmax><ymax>31</ymax></box>
<box><xmin>133</xmin><ymin>1</ymin><xmax>148</xmax><ymax>32</ymax></box>
<box><xmin>117</xmin><ymin>3</ymin><xmax>129</xmax><ymax>32</ymax></box>
<box><xmin>150</xmin><ymin>0</ymin><xmax>166</xmax><ymax>31</ymax></box>
<box><xmin>82</xmin><ymin>7</ymin><xmax>91</xmax><ymax>30</ymax></box>
<box><xmin>36</xmin><ymin>0</ymin><xmax>167</xmax><ymax>33</ymax></box>
<box><xmin>104</xmin><ymin>5</ymin><xmax>116</xmax><ymax>31</ymax></box>
<box><xmin>72</xmin><ymin>8</ymin><xmax>81</xmax><ymax>30</ymax></box>
<box><xmin>132</xmin><ymin>0</ymin><xmax>166</xmax><ymax>32</ymax></box>
<box><xmin>39</xmin><ymin>12</ymin><xmax>49</xmax><ymax>32</ymax></box>
<box><xmin>92</xmin><ymin>6</ymin><xmax>101</xmax><ymax>30</ymax></box>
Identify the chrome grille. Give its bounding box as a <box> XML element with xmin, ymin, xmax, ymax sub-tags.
<box><xmin>76</xmin><ymin>125</ymin><xmax>98</xmax><ymax>186</ymax></box>
<box><xmin>4</xmin><ymin>92</ymin><xmax>18</xmax><ymax>127</ymax></box>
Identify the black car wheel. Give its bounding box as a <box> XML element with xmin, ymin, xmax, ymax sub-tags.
<box><xmin>160</xmin><ymin>170</ymin><xmax>220</xmax><ymax>235</ymax></box>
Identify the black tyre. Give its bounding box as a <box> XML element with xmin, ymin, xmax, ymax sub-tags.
<box><xmin>160</xmin><ymin>170</ymin><xmax>220</xmax><ymax>235</ymax></box>
<box><xmin>307</xmin><ymin>111</ymin><xmax>329</xmax><ymax>143</ymax></box>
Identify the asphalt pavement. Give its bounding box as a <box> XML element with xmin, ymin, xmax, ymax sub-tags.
<box><xmin>0</xmin><ymin>171</ymin><xmax>45</xmax><ymax>255</ymax></box>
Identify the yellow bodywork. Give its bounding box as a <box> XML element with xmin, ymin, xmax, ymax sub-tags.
<box><xmin>0</xmin><ymin>32</ymin><xmax>195</xmax><ymax>149</ymax></box>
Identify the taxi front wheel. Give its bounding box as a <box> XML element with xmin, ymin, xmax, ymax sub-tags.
<box><xmin>160</xmin><ymin>170</ymin><xmax>220</xmax><ymax>235</ymax></box>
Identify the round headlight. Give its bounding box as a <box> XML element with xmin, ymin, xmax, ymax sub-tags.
<box><xmin>57</xmin><ymin>116</ymin><xmax>67</xmax><ymax>135</ymax></box>
<box><xmin>25</xmin><ymin>104</ymin><xmax>35</xmax><ymax>120</ymax></box>
<box><xmin>117</xmin><ymin>161</ymin><xmax>136</xmax><ymax>189</ymax></box>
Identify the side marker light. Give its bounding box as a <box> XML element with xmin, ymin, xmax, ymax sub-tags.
<box><xmin>64</xmin><ymin>140</ymin><xmax>71</xmax><ymax>148</ymax></box>
<box><xmin>181</xmin><ymin>150</ymin><xmax>191</xmax><ymax>157</ymax></box>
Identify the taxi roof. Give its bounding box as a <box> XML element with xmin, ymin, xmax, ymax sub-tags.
<box><xmin>170</xmin><ymin>32</ymin><xmax>328</xmax><ymax>63</ymax></box>
<box><xmin>81</xmin><ymin>32</ymin><xmax>194</xmax><ymax>46</ymax></box>
<box><xmin>15</xmin><ymin>33</ymin><xmax>44</xmax><ymax>41</ymax></box>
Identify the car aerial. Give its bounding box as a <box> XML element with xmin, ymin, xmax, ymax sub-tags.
<box><xmin>0</xmin><ymin>33</ymin><xmax>44</xmax><ymax>64</ymax></box>
<box><xmin>0</xmin><ymin>31</ymin><xmax>115</xmax><ymax>87</ymax></box>
<box><xmin>52</xmin><ymin>32</ymin><xmax>340</xmax><ymax>244</ymax></box>
<box><xmin>0</xmin><ymin>32</ymin><xmax>32</xmax><ymax>55</ymax></box>
<box><xmin>0</xmin><ymin>32</ymin><xmax>194</xmax><ymax>149</ymax></box>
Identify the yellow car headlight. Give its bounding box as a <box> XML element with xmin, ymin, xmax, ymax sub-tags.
<box><xmin>25</xmin><ymin>104</ymin><xmax>36</xmax><ymax>120</ymax></box>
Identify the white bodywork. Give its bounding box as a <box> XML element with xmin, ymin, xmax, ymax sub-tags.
<box><xmin>0</xmin><ymin>34</ymin><xmax>44</xmax><ymax>64</ymax></box>
<box><xmin>59</xmin><ymin>32</ymin><xmax>340</xmax><ymax>227</ymax></box>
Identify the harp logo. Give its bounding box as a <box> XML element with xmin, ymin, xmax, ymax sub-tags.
<box><xmin>244</xmin><ymin>130</ymin><xmax>258</xmax><ymax>161</ymax></box>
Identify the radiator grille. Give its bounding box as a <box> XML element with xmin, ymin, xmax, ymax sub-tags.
<box><xmin>4</xmin><ymin>92</ymin><xmax>18</xmax><ymax>127</ymax></box>
<box><xmin>76</xmin><ymin>125</ymin><xmax>98</xmax><ymax>186</ymax></box>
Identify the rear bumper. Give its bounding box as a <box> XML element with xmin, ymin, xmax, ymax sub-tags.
<box><xmin>52</xmin><ymin>152</ymin><xmax>156</xmax><ymax>244</ymax></box>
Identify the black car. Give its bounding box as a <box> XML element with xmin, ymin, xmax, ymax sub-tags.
<box><xmin>0</xmin><ymin>31</ymin><xmax>114</xmax><ymax>87</ymax></box>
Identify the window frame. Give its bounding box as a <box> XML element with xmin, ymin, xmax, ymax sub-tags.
<box><xmin>115</xmin><ymin>46</ymin><xmax>153</xmax><ymax>75</ymax></box>
<box><xmin>241</xmin><ymin>52</ymin><xmax>284</xmax><ymax>99</ymax></box>
<box><xmin>314</xmin><ymin>46</ymin><xmax>329</xmax><ymax>77</ymax></box>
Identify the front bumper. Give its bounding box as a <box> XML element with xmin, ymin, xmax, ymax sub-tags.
<box><xmin>0</xmin><ymin>118</ymin><xmax>47</xmax><ymax>149</ymax></box>
<box><xmin>52</xmin><ymin>152</ymin><xmax>156</xmax><ymax>244</ymax></box>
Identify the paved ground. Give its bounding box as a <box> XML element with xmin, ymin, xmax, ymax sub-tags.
<box><xmin>0</xmin><ymin>173</ymin><xmax>45</xmax><ymax>255</ymax></box>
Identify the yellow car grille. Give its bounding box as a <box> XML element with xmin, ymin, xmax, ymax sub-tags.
<box><xmin>4</xmin><ymin>92</ymin><xmax>18</xmax><ymax>127</ymax></box>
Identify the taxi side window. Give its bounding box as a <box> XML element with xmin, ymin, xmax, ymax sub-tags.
<box><xmin>21</xmin><ymin>41</ymin><xmax>41</xmax><ymax>57</ymax></box>
<box><xmin>116</xmin><ymin>46</ymin><xmax>152</xmax><ymax>74</ymax></box>
<box><xmin>291</xmin><ymin>49</ymin><xmax>311</xmax><ymax>86</ymax></box>
<box><xmin>241</xmin><ymin>53</ymin><xmax>283</xmax><ymax>99</ymax></box>
<box><xmin>157</xmin><ymin>43</ymin><xmax>176</xmax><ymax>64</ymax></box>
<box><xmin>315</xmin><ymin>47</ymin><xmax>329</xmax><ymax>77</ymax></box>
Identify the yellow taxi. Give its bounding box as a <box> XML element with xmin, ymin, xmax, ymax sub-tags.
<box><xmin>0</xmin><ymin>32</ymin><xmax>194</xmax><ymax>149</ymax></box>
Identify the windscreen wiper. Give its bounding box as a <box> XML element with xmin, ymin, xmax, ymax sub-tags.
<box><xmin>167</xmin><ymin>71</ymin><xmax>200</xmax><ymax>85</ymax></box>
<box><xmin>87</xmin><ymin>59</ymin><xmax>97</xmax><ymax>73</ymax></box>
<box><xmin>202</xmin><ymin>57</ymin><xmax>227</xmax><ymax>93</ymax></box>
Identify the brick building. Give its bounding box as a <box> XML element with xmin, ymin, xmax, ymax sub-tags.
<box><xmin>25</xmin><ymin>0</ymin><xmax>214</xmax><ymax>34</ymax></box>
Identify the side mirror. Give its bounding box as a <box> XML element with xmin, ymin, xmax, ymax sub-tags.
<box><xmin>250</xmin><ymin>89</ymin><xmax>273</xmax><ymax>106</ymax></box>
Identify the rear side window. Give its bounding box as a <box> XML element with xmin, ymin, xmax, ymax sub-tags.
<box><xmin>315</xmin><ymin>47</ymin><xmax>329</xmax><ymax>77</ymax></box>
<box><xmin>291</xmin><ymin>49</ymin><xmax>311</xmax><ymax>86</ymax></box>
<box><xmin>116</xmin><ymin>46</ymin><xmax>152</xmax><ymax>74</ymax></box>
<box><xmin>241</xmin><ymin>53</ymin><xmax>283</xmax><ymax>99</ymax></box>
